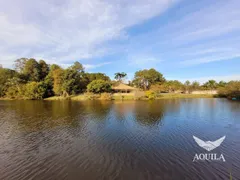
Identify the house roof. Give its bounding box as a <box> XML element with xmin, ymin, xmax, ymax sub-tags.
<box><xmin>112</xmin><ymin>83</ymin><xmax>136</xmax><ymax>90</ymax></box>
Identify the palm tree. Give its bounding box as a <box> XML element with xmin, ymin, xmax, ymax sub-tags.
<box><xmin>114</xmin><ymin>72</ymin><xmax>127</xmax><ymax>82</ymax></box>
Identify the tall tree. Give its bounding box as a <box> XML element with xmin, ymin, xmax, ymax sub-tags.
<box><xmin>85</xmin><ymin>73</ymin><xmax>110</xmax><ymax>82</ymax></box>
<box><xmin>191</xmin><ymin>81</ymin><xmax>200</xmax><ymax>91</ymax></box>
<box><xmin>0</xmin><ymin>68</ymin><xmax>18</xmax><ymax>97</ymax></box>
<box><xmin>52</xmin><ymin>68</ymin><xmax>64</xmax><ymax>96</ymax></box>
<box><xmin>203</xmin><ymin>80</ymin><xmax>217</xmax><ymax>90</ymax></box>
<box><xmin>14</xmin><ymin>58</ymin><xmax>28</xmax><ymax>73</ymax></box>
<box><xmin>114</xmin><ymin>72</ymin><xmax>127</xmax><ymax>82</ymax></box>
<box><xmin>184</xmin><ymin>80</ymin><xmax>191</xmax><ymax>93</ymax></box>
<box><xmin>71</xmin><ymin>61</ymin><xmax>84</xmax><ymax>72</ymax></box>
<box><xmin>23</xmin><ymin>58</ymin><xmax>41</xmax><ymax>82</ymax></box>
<box><xmin>39</xmin><ymin>60</ymin><xmax>49</xmax><ymax>80</ymax></box>
<box><xmin>133</xmin><ymin>68</ymin><xmax>165</xmax><ymax>89</ymax></box>
<box><xmin>61</xmin><ymin>68</ymin><xmax>82</xmax><ymax>96</ymax></box>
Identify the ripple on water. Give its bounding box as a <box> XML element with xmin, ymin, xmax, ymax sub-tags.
<box><xmin>0</xmin><ymin>99</ymin><xmax>240</xmax><ymax>180</ymax></box>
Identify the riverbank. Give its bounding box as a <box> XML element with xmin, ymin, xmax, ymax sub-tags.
<box><xmin>43</xmin><ymin>93</ymin><xmax>216</xmax><ymax>101</ymax></box>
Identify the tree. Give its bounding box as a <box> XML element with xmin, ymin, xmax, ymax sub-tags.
<box><xmin>61</xmin><ymin>68</ymin><xmax>82</xmax><ymax>96</ymax></box>
<box><xmin>114</xmin><ymin>72</ymin><xmax>127</xmax><ymax>82</ymax></box>
<box><xmin>85</xmin><ymin>73</ymin><xmax>110</xmax><ymax>82</ymax></box>
<box><xmin>24</xmin><ymin>82</ymin><xmax>47</xmax><ymax>99</ymax></box>
<box><xmin>14</xmin><ymin>58</ymin><xmax>28</xmax><ymax>73</ymax></box>
<box><xmin>4</xmin><ymin>77</ymin><xmax>25</xmax><ymax>98</ymax></box>
<box><xmin>50</xmin><ymin>64</ymin><xmax>61</xmax><ymax>72</ymax></box>
<box><xmin>133</xmin><ymin>68</ymin><xmax>165</xmax><ymax>89</ymax></box>
<box><xmin>23</xmin><ymin>58</ymin><xmax>41</xmax><ymax>82</ymax></box>
<box><xmin>39</xmin><ymin>60</ymin><xmax>49</xmax><ymax>80</ymax></box>
<box><xmin>0</xmin><ymin>64</ymin><xmax>2</xmax><ymax>68</ymax></box>
<box><xmin>70</xmin><ymin>61</ymin><xmax>84</xmax><ymax>72</ymax></box>
<box><xmin>218</xmin><ymin>81</ymin><xmax>240</xmax><ymax>98</ymax></box>
<box><xmin>164</xmin><ymin>80</ymin><xmax>183</xmax><ymax>92</ymax></box>
<box><xmin>203</xmin><ymin>80</ymin><xmax>217</xmax><ymax>90</ymax></box>
<box><xmin>52</xmin><ymin>68</ymin><xmax>64</xmax><ymax>96</ymax></box>
<box><xmin>191</xmin><ymin>81</ymin><xmax>200</xmax><ymax>91</ymax></box>
<box><xmin>184</xmin><ymin>80</ymin><xmax>191</xmax><ymax>93</ymax></box>
<box><xmin>0</xmin><ymin>68</ymin><xmax>18</xmax><ymax>97</ymax></box>
<box><xmin>218</xmin><ymin>81</ymin><xmax>227</xmax><ymax>88</ymax></box>
<box><xmin>87</xmin><ymin>80</ymin><xmax>111</xmax><ymax>93</ymax></box>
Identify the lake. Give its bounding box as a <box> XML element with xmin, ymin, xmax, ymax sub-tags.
<box><xmin>0</xmin><ymin>99</ymin><xmax>239</xmax><ymax>180</ymax></box>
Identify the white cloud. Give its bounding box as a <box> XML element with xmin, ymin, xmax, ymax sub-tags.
<box><xmin>181</xmin><ymin>53</ymin><xmax>240</xmax><ymax>65</ymax></box>
<box><xmin>128</xmin><ymin>54</ymin><xmax>164</xmax><ymax>68</ymax></box>
<box><xmin>0</xmin><ymin>0</ymin><xmax>179</xmax><ymax>68</ymax></box>
<box><xmin>126</xmin><ymin>0</ymin><xmax>240</xmax><ymax>66</ymax></box>
<box><xmin>84</xmin><ymin>62</ymin><xmax>112</xmax><ymax>70</ymax></box>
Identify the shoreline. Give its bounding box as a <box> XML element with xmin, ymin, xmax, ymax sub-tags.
<box><xmin>0</xmin><ymin>93</ymin><xmax>219</xmax><ymax>101</ymax></box>
<box><xmin>45</xmin><ymin>93</ymin><xmax>217</xmax><ymax>101</ymax></box>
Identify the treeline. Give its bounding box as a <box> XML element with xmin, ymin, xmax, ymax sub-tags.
<box><xmin>131</xmin><ymin>68</ymin><xmax>239</xmax><ymax>98</ymax></box>
<box><xmin>0</xmin><ymin>58</ymin><xmax>239</xmax><ymax>99</ymax></box>
<box><xmin>0</xmin><ymin>58</ymin><xmax>111</xmax><ymax>99</ymax></box>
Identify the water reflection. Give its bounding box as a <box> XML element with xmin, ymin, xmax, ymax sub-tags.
<box><xmin>0</xmin><ymin>99</ymin><xmax>240</xmax><ymax>180</ymax></box>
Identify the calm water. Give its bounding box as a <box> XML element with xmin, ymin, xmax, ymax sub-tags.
<box><xmin>0</xmin><ymin>99</ymin><xmax>240</xmax><ymax>180</ymax></box>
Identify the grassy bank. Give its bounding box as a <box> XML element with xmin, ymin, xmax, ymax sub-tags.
<box><xmin>44</xmin><ymin>96</ymin><xmax>72</xmax><ymax>100</ymax></box>
<box><xmin>0</xmin><ymin>97</ymin><xmax>13</xmax><ymax>100</ymax></box>
<box><xmin>156</xmin><ymin>93</ymin><xmax>215</xmax><ymax>99</ymax></box>
<box><xmin>43</xmin><ymin>93</ymin><xmax>216</xmax><ymax>101</ymax></box>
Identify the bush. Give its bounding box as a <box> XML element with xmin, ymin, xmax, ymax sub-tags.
<box><xmin>145</xmin><ymin>90</ymin><xmax>156</xmax><ymax>100</ymax></box>
<box><xmin>87</xmin><ymin>80</ymin><xmax>111</xmax><ymax>93</ymax></box>
<box><xmin>24</xmin><ymin>82</ymin><xmax>47</xmax><ymax>99</ymax></box>
<box><xmin>5</xmin><ymin>85</ymin><xmax>25</xmax><ymax>99</ymax></box>
<box><xmin>218</xmin><ymin>81</ymin><xmax>240</xmax><ymax>98</ymax></box>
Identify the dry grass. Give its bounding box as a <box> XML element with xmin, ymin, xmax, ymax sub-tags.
<box><xmin>156</xmin><ymin>93</ymin><xmax>214</xmax><ymax>99</ymax></box>
<box><xmin>71</xmin><ymin>94</ymin><xmax>87</xmax><ymax>101</ymax></box>
<box><xmin>44</xmin><ymin>96</ymin><xmax>70</xmax><ymax>100</ymax></box>
<box><xmin>43</xmin><ymin>92</ymin><xmax>215</xmax><ymax>101</ymax></box>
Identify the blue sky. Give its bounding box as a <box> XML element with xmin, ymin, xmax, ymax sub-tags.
<box><xmin>0</xmin><ymin>0</ymin><xmax>240</xmax><ymax>83</ymax></box>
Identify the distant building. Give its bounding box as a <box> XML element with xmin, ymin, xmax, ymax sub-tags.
<box><xmin>112</xmin><ymin>83</ymin><xmax>136</xmax><ymax>93</ymax></box>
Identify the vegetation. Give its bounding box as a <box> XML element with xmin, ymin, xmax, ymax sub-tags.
<box><xmin>156</xmin><ymin>93</ymin><xmax>214</xmax><ymax>99</ymax></box>
<box><xmin>218</xmin><ymin>81</ymin><xmax>240</xmax><ymax>99</ymax></box>
<box><xmin>0</xmin><ymin>58</ymin><xmax>111</xmax><ymax>99</ymax></box>
<box><xmin>0</xmin><ymin>58</ymin><xmax>239</xmax><ymax>100</ymax></box>
<box><xmin>133</xmin><ymin>68</ymin><xmax>165</xmax><ymax>90</ymax></box>
<box><xmin>87</xmin><ymin>80</ymin><xmax>112</xmax><ymax>93</ymax></box>
<box><xmin>145</xmin><ymin>90</ymin><xmax>157</xmax><ymax>100</ymax></box>
<box><xmin>114</xmin><ymin>72</ymin><xmax>127</xmax><ymax>82</ymax></box>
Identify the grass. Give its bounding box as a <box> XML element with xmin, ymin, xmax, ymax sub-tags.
<box><xmin>71</xmin><ymin>94</ymin><xmax>87</xmax><ymax>101</ymax></box>
<box><xmin>112</xmin><ymin>93</ymin><xmax>136</xmax><ymax>100</ymax></box>
<box><xmin>44</xmin><ymin>96</ymin><xmax>71</xmax><ymax>100</ymax></box>
<box><xmin>42</xmin><ymin>93</ymin><xmax>216</xmax><ymax>101</ymax></box>
<box><xmin>0</xmin><ymin>97</ymin><xmax>13</xmax><ymax>100</ymax></box>
<box><xmin>156</xmin><ymin>93</ymin><xmax>215</xmax><ymax>99</ymax></box>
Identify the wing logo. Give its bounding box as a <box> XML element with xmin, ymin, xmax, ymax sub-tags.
<box><xmin>193</xmin><ymin>136</ymin><xmax>226</xmax><ymax>151</ymax></box>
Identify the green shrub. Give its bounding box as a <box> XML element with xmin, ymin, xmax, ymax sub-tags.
<box><xmin>24</xmin><ymin>82</ymin><xmax>47</xmax><ymax>99</ymax></box>
<box><xmin>87</xmin><ymin>80</ymin><xmax>111</xmax><ymax>93</ymax></box>
<box><xmin>145</xmin><ymin>90</ymin><xmax>156</xmax><ymax>100</ymax></box>
<box><xmin>218</xmin><ymin>81</ymin><xmax>240</xmax><ymax>98</ymax></box>
<box><xmin>5</xmin><ymin>85</ymin><xmax>25</xmax><ymax>99</ymax></box>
